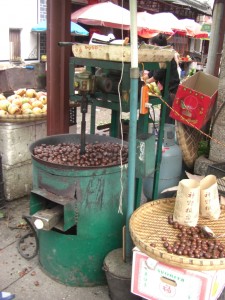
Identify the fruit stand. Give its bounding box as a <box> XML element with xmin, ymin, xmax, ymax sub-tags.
<box><xmin>0</xmin><ymin>87</ymin><xmax>47</xmax><ymax>200</ymax></box>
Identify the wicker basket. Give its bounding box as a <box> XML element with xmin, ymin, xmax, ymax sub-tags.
<box><xmin>0</xmin><ymin>113</ymin><xmax>47</xmax><ymax>123</ymax></box>
<box><xmin>130</xmin><ymin>198</ymin><xmax>225</xmax><ymax>271</ymax></box>
<box><xmin>175</xmin><ymin>121</ymin><xmax>202</xmax><ymax>169</ymax></box>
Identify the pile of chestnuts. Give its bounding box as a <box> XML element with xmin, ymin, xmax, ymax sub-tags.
<box><xmin>158</xmin><ymin>215</ymin><xmax>225</xmax><ymax>259</ymax></box>
<box><xmin>33</xmin><ymin>142</ymin><xmax>128</xmax><ymax>167</ymax></box>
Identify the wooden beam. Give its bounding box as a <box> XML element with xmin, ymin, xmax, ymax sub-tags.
<box><xmin>47</xmin><ymin>0</ymin><xmax>71</xmax><ymax>135</ymax></box>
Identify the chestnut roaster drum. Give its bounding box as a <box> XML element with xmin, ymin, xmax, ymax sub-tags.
<box><xmin>29</xmin><ymin>134</ymin><xmax>128</xmax><ymax>286</ymax></box>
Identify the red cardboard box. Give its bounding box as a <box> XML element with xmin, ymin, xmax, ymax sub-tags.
<box><xmin>170</xmin><ymin>72</ymin><xmax>219</xmax><ymax>129</ymax></box>
<box><xmin>131</xmin><ymin>248</ymin><xmax>225</xmax><ymax>300</ymax></box>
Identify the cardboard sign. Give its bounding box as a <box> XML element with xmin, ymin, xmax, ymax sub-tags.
<box><xmin>131</xmin><ymin>248</ymin><xmax>225</xmax><ymax>300</ymax></box>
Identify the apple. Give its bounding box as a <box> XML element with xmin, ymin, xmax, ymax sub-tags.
<box><xmin>8</xmin><ymin>103</ymin><xmax>20</xmax><ymax>115</ymax></box>
<box><xmin>0</xmin><ymin>94</ymin><xmax>6</xmax><ymax>100</ymax></box>
<box><xmin>36</xmin><ymin>91</ymin><xmax>46</xmax><ymax>99</ymax></box>
<box><xmin>42</xmin><ymin>104</ymin><xmax>47</xmax><ymax>113</ymax></box>
<box><xmin>26</xmin><ymin>89</ymin><xmax>36</xmax><ymax>98</ymax></box>
<box><xmin>0</xmin><ymin>109</ymin><xmax>8</xmax><ymax>116</ymax></box>
<box><xmin>0</xmin><ymin>99</ymin><xmax>11</xmax><ymax>111</ymax></box>
<box><xmin>32</xmin><ymin>107</ymin><xmax>43</xmax><ymax>115</ymax></box>
<box><xmin>22</xmin><ymin>108</ymin><xmax>33</xmax><ymax>114</ymax></box>
<box><xmin>21</xmin><ymin>97</ymin><xmax>30</xmax><ymax>104</ymax></box>
<box><xmin>14</xmin><ymin>88</ymin><xmax>26</xmax><ymax>97</ymax></box>
<box><xmin>22</xmin><ymin>103</ymin><xmax>32</xmax><ymax>110</ymax></box>
<box><xmin>32</xmin><ymin>100</ymin><xmax>43</xmax><ymax>109</ymax></box>
<box><xmin>7</xmin><ymin>94</ymin><xmax>21</xmax><ymax>102</ymax></box>
<box><xmin>39</xmin><ymin>95</ymin><xmax>47</xmax><ymax>104</ymax></box>
<box><xmin>12</xmin><ymin>98</ymin><xmax>22</xmax><ymax>107</ymax></box>
<box><xmin>29</xmin><ymin>97</ymin><xmax>36</xmax><ymax>105</ymax></box>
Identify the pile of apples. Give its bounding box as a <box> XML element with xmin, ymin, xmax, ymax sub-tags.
<box><xmin>0</xmin><ymin>88</ymin><xmax>47</xmax><ymax>116</ymax></box>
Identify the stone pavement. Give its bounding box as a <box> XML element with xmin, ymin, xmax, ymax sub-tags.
<box><xmin>0</xmin><ymin>197</ymin><xmax>111</xmax><ymax>300</ymax></box>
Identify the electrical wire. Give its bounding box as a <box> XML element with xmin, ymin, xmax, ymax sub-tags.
<box><xmin>118</xmin><ymin>0</ymin><xmax>126</xmax><ymax>215</ymax></box>
<box><xmin>17</xmin><ymin>215</ymin><xmax>39</xmax><ymax>260</ymax></box>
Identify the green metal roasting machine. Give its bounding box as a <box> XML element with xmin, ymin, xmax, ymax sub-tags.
<box><xmin>29</xmin><ymin>43</ymin><xmax>174</xmax><ymax>286</ymax></box>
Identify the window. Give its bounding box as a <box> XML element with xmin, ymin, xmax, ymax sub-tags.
<box><xmin>9</xmin><ymin>29</ymin><xmax>21</xmax><ymax>61</ymax></box>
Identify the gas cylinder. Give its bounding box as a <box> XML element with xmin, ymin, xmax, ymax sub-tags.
<box><xmin>143</xmin><ymin>124</ymin><xmax>182</xmax><ymax>200</ymax></box>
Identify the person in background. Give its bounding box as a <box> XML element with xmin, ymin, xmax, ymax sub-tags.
<box><xmin>169</xmin><ymin>42</ymin><xmax>182</xmax><ymax>79</ymax></box>
<box><xmin>143</xmin><ymin>33</ymin><xmax>180</xmax><ymax>124</ymax></box>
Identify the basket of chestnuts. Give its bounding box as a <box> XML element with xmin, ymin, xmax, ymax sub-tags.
<box><xmin>129</xmin><ymin>198</ymin><xmax>225</xmax><ymax>271</ymax></box>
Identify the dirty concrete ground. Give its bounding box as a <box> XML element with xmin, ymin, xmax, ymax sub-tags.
<box><xmin>0</xmin><ymin>197</ymin><xmax>111</xmax><ymax>300</ymax></box>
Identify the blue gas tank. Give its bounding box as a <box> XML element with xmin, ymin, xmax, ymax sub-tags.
<box><xmin>143</xmin><ymin>124</ymin><xmax>182</xmax><ymax>200</ymax></box>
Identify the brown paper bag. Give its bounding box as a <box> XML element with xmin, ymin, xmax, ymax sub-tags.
<box><xmin>173</xmin><ymin>179</ymin><xmax>200</xmax><ymax>226</ymax></box>
<box><xmin>200</xmin><ymin>175</ymin><xmax>220</xmax><ymax>220</ymax></box>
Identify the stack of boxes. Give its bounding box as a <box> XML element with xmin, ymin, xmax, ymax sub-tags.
<box><xmin>0</xmin><ymin>121</ymin><xmax>47</xmax><ymax>201</ymax></box>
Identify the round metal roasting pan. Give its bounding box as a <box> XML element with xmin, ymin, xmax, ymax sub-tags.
<box><xmin>29</xmin><ymin>133</ymin><xmax>128</xmax><ymax>170</ymax></box>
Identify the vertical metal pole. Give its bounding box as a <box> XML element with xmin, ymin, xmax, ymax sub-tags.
<box><xmin>152</xmin><ymin>62</ymin><xmax>171</xmax><ymax>200</ymax></box>
<box><xmin>80</xmin><ymin>94</ymin><xmax>88</xmax><ymax>154</ymax></box>
<box><xmin>125</xmin><ymin>0</ymin><xmax>139</xmax><ymax>262</ymax></box>
<box><xmin>205</xmin><ymin>0</ymin><xmax>225</xmax><ymax>76</ymax></box>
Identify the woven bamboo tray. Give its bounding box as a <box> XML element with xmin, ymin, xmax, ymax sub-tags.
<box><xmin>0</xmin><ymin>113</ymin><xmax>47</xmax><ymax>123</ymax></box>
<box><xmin>130</xmin><ymin>198</ymin><xmax>225</xmax><ymax>271</ymax></box>
<box><xmin>72</xmin><ymin>43</ymin><xmax>175</xmax><ymax>63</ymax></box>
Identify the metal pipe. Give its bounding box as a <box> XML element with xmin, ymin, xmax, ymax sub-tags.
<box><xmin>32</xmin><ymin>206</ymin><xmax>63</xmax><ymax>231</ymax></box>
<box><xmin>125</xmin><ymin>0</ymin><xmax>139</xmax><ymax>262</ymax></box>
<box><xmin>205</xmin><ymin>0</ymin><xmax>225</xmax><ymax>76</ymax></box>
<box><xmin>80</xmin><ymin>94</ymin><xmax>88</xmax><ymax>154</ymax></box>
<box><xmin>58</xmin><ymin>42</ymin><xmax>74</xmax><ymax>47</ymax></box>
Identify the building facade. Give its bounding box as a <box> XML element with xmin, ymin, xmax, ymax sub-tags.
<box><xmin>0</xmin><ymin>0</ymin><xmax>46</xmax><ymax>66</ymax></box>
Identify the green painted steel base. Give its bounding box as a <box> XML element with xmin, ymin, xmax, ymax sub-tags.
<box><xmin>30</xmin><ymin>134</ymin><xmax>128</xmax><ymax>287</ymax></box>
<box><xmin>38</xmin><ymin>223</ymin><xmax>124</xmax><ymax>286</ymax></box>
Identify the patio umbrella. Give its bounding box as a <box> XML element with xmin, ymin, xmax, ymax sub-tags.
<box><xmin>71</xmin><ymin>1</ymin><xmax>131</xmax><ymax>30</ymax></box>
<box><xmin>151</xmin><ymin>12</ymin><xmax>187</xmax><ymax>35</ymax></box>
<box><xmin>137</xmin><ymin>11</ymin><xmax>174</xmax><ymax>38</ymax></box>
<box><xmin>31</xmin><ymin>20</ymin><xmax>89</xmax><ymax>36</ymax></box>
<box><xmin>178</xmin><ymin>19</ymin><xmax>209</xmax><ymax>39</ymax></box>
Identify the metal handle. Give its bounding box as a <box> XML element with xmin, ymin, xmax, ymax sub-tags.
<box><xmin>58</xmin><ymin>42</ymin><xmax>74</xmax><ymax>47</ymax></box>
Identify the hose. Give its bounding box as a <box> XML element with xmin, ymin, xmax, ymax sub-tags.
<box><xmin>17</xmin><ymin>215</ymin><xmax>39</xmax><ymax>260</ymax></box>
